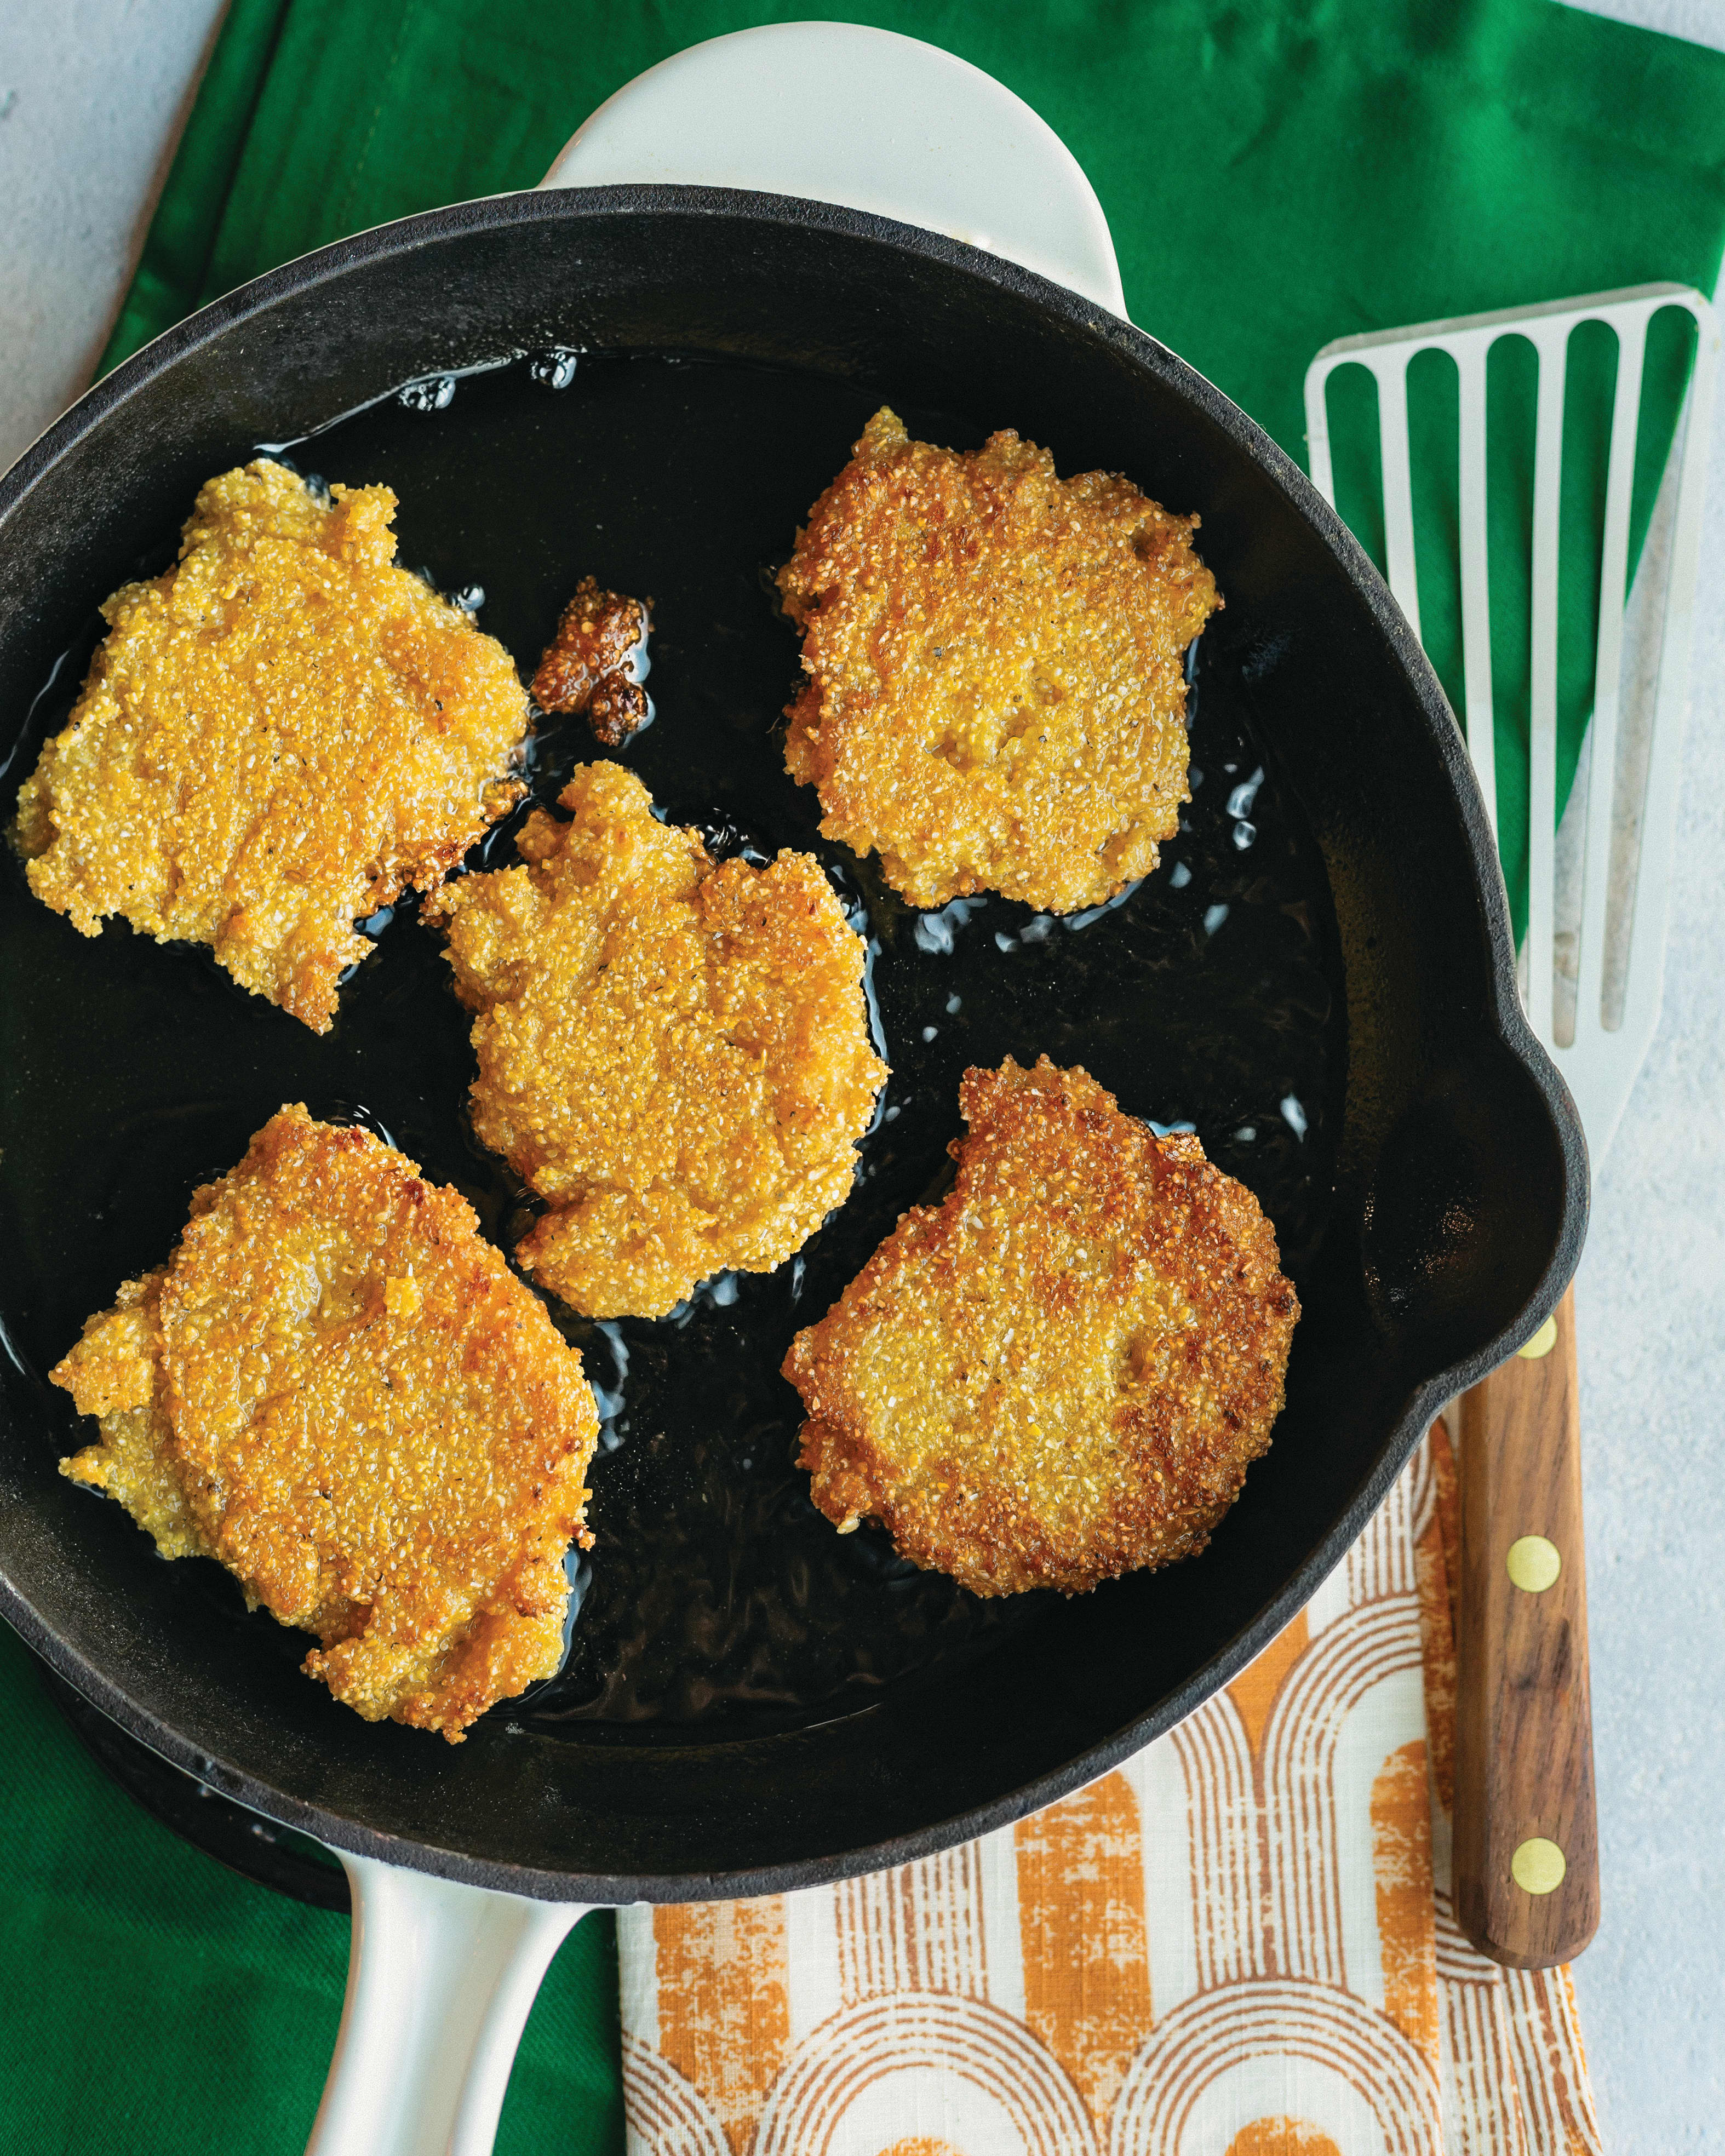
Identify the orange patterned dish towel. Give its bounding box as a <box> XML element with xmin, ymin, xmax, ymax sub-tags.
<box><xmin>617</xmin><ymin>1419</ymin><xmax>1601</xmax><ymax>2154</ymax></box>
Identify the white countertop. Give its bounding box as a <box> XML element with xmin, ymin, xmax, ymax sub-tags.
<box><xmin>2</xmin><ymin>2</ymin><xmax>1720</xmax><ymax>2146</ymax></box>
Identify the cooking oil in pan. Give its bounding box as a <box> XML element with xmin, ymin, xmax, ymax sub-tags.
<box><xmin>0</xmin><ymin>351</ymin><xmax>1343</xmax><ymax>1745</ymax></box>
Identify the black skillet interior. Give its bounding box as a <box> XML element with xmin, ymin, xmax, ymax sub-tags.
<box><xmin>0</xmin><ymin>192</ymin><xmax>1585</xmax><ymax>1900</ymax></box>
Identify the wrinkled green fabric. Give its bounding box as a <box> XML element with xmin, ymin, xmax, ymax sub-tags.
<box><xmin>7</xmin><ymin>4</ymin><xmax>1725</xmax><ymax>2150</ymax></box>
<box><xmin>0</xmin><ymin>1625</ymin><xmax>622</xmax><ymax>2155</ymax></box>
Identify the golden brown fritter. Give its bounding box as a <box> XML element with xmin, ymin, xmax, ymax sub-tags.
<box><xmin>783</xmin><ymin>1057</ymin><xmax>1298</xmax><ymax>1597</ymax></box>
<box><xmin>14</xmin><ymin>460</ymin><xmax>529</xmax><ymax>1031</ymax></box>
<box><xmin>778</xmin><ymin>407</ymin><xmax>1220</xmax><ymax>914</ymax></box>
<box><xmin>54</xmin><ymin>1107</ymin><xmax>598</xmax><ymax>1741</ymax></box>
<box><xmin>428</xmin><ymin>761</ymin><xmax>887</xmax><ymax>1320</ymax></box>
<box><xmin>532</xmin><ymin>576</ymin><xmax>651</xmax><ymax>746</ymax></box>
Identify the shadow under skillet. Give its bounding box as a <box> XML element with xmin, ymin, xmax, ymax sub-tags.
<box><xmin>33</xmin><ymin>1647</ymin><xmax>349</xmax><ymax>1911</ymax></box>
<box><xmin>0</xmin><ymin>351</ymin><xmax>1343</xmax><ymax>1752</ymax></box>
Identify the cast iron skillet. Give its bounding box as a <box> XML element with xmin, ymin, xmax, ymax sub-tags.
<box><xmin>0</xmin><ymin>188</ymin><xmax>1585</xmax><ymax>1903</ymax></box>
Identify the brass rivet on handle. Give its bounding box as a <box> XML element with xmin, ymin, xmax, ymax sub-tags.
<box><xmin>1506</xmin><ymin>1535</ymin><xmax>1562</xmax><ymax>1592</ymax></box>
<box><xmin>1511</xmin><ymin>1837</ymin><xmax>1567</xmax><ymax>1894</ymax></box>
<box><xmin>1517</xmin><ymin>1314</ymin><xmax>1558</xmax><ymax>1360</ymax></box>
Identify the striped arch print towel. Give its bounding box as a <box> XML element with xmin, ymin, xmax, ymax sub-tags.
<box><xmin>616</xmin><ymin>1417</ymin><xmax>1600</xmax><ymax>2155</ymax></box>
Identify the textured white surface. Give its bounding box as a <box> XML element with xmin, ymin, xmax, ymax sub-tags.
<box><xmin>2</xmin><ymin>1</ymin><xmax>1722</xmax><ymax>2147</ymax></box>
<box><xmin>1563</xmin><ymin>0</ymin><xmax>1725</xmax><ymax>51</ymax></box>
<box><xmin>1553</xmin><ymin>16</ymin><xmax>1725</xmax><ymax>2148</ymax></box>
<box><xmin>1566</xmin><ymin>308</ymin><xmax>1725</xmax><ymax>2151</ymax></box>
<box><xmin>0</xmin><ymin>0</ymin><xmax>227</xmax><ymax>471</ymax></box>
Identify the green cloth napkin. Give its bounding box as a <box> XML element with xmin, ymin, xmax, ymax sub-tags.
<box><xmin>0</xmin><ymin>1626</ymin><xmax>623</xmax><ymax>2155</ymax></box>
<box><xmin>7</xmin><ymin>4</ymin><xmax>1725</xmax><ymax>2151</ymax></box>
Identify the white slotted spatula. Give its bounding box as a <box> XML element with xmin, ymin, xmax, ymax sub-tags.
<box><xmin>1304</xmin><ymin>283</ymin><xmax>1718</xmax><ymax>1969</ymax></box>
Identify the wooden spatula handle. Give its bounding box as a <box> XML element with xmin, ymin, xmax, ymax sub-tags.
<box><xmin>1454</xmin><ymin>1286</ymin><xmax>1599</xmax><ymax>1967</ymax></box>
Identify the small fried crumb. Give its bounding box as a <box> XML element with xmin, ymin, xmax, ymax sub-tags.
<box><xmin>532</xmin><ymin>576</ymin><xmax>651</xmax><ymax>743</ymax></box>
<box><xmin>586</xmin><ymin>676</ymin><xmax>650</xmax><ymax>747</ymax></box>
<box><xmin>783</xmin><ymin>1057</ymin><xmax>1298</xmax><ymax>1597</ymax></box>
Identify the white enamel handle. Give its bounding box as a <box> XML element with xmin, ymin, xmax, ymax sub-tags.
<box><xmin>538</xmin><ymin>22</ymin><xmax>1126</xmax><ymax>316</ymax></box>
<box><xmin>305</xmin><ymin>1855</ymin><xmax>590</xmax><ymax>2156</ymax></box>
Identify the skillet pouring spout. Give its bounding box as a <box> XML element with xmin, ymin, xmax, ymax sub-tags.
<box><xmin>0</xmin><ymin>186</ymin><xmax>1584</xmax><ymax>1908</ymax></box>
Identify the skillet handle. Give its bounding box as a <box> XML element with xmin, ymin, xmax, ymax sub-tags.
<box><xmin>1453</xmin><ymin>1287</ymin><xmax>1600</xmax><ymax>1967</ymax></box>
<box><xmin>305</xmin><ymin>1854</ymin><xmax>589</xmax><ymax>2156</ymax></box>
<box><xmin>537</xmin><ymin>21</ymin><xmax>1126</xmax><ymax>317</ymax></box>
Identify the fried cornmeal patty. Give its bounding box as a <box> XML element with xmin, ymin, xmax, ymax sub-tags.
<box><xmin>13</xmin><ymin>460</ymin><xmax>529</xmax><ymax>1031</ymax></box>
<box><xmin>427</xmin><ymin>761</ymin><xmax>887</xmax><ymax>1320</ymax></box>
<box><xmin>53</xmin><ymin>1106</ymin><xmax>598</xmax><ymax>1741</ymax></box>
<box><xmin>778</xmin><ymin>407</ymin><xmax>1221</xmax><ymax>913</ymax></box>
<box><xmin>783</xmin><ymin>1057</ymin><xmax>1298</xmax><ymax>1597</ymax></box>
